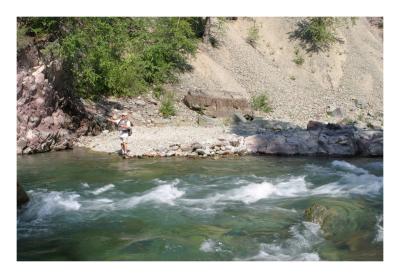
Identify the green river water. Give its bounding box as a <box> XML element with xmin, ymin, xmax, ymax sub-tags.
<box><xmin>17</xmin><ymin>148</ymin><xmax>383</xmax><ymax>261</ymax></box>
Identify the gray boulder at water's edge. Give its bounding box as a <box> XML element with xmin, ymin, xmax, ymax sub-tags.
<box><xmin>244</xmin><ymin>121</ymin><xmax>382</xmax><ymax>157</ymax></box>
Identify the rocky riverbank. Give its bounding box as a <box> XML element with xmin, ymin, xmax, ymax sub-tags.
<box><xmin>17</xmin><ymin>17</ymin><xmax>383</xmax><ymax>157</ymax></box>
<box><xmin>17</xmin><ymin>60</ymin><xmax>112</xmax><ymax>155</ymax></box>
<box><xmin>76</xmin><ymin>119</ymin><xmax>383</xmax><ymax>158</ymax></box>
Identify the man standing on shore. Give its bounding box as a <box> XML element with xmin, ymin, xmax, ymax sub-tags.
<box><xmin>108</xmin><ymin>112</ymin><xmax>132</xmax><ymax>156</ymax></box>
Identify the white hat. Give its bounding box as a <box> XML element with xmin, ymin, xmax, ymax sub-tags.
<box><xmin>121</xmin><ymin>111</ymin><xmax>128</xmax><ymax>116</ymax></box>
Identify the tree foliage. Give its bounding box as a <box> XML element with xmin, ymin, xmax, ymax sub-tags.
<box><xmin>17</xmin><ymin>17</ymin><xmax>201</xmax><ymax>98</ymax></box>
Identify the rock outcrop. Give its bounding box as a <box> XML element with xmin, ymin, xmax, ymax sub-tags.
<box><xmin>183</xmin><ymin>89</ymin><xmax>252</xmax><ymax>118</ymax></box>
<box><xmin>243</xmin><ymin>121</ymin><xmax>382</xmax><ymax>157</ymax></box>
<box><xmin>17</xmin><ymin>53</ymin><xmax>112</xmax><ymax>154</ymax></box>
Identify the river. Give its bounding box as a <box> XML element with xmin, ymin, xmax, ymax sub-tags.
<box><xmin>17</xmin><ymin>148</ymin><xmax>383</xmax><ymax>260</ymax></box>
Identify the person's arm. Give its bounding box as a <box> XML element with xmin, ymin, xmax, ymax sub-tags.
<box><xmin>107</xmin><ymin>118</ymin><xmax>119</xmax><ymax>124</ymax></box>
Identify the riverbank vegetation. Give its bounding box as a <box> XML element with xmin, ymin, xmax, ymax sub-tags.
<box><xmin>17</xmin><ymin>17</ymin><xmax>204</xmax><ymax>99</ymax></box>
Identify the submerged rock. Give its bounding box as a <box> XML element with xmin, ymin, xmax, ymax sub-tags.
<box><xmin>304</xmin><ymin>201</ymin><xmax>378</xmax><ymax>246</ymax></box>
<box><xmin>304</xmin><ymin>204</ymin><xmax>330</xmax><ymax>227</ymax></box>
<box><xmin>17</xmin><ymin>182</ymin><xmax>29</xmax><ymax>208</ymax></box>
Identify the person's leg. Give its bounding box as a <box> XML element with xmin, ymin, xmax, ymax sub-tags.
<box><xmin>122</xmin><ymin>136</ymin><xmax>128</xmax><ymax>154</ymax></box>
<box><xmin>120</xmin><ymin>137</ymin><xmax>125</xmax><ymax>155</ymax></box>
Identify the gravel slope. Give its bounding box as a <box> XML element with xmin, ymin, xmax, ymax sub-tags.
<box><xmin>174</xmin><ymin>17</ymin><xmax>383</xmax><ymax>127</ymax></box>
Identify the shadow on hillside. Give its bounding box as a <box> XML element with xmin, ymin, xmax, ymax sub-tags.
<box><xmin>94</xmin><ymin>98</ymin><xmax>125</xmax><ymax>116</ymax></box>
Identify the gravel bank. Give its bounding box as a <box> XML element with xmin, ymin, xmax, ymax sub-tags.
<box><xmin>76</xmin><ymin>126</ymin><xmax>243</xmax><ymax>156</ymax></box>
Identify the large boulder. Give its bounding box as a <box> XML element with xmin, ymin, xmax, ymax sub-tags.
<box><xmin>243</xmin><ymin>121</ymin><xmax>383</xmax><ymax>157</ymax></box>
<box><xmin>355</xmin><ymin>129</ymin><xmax>383</xmax><ymax>156</ymax></box>
<box><xmin>317</xmin><ymin>126</ymin><xmax>358</xmax><ymax>156</ymax></box>
<box><xmin>183</xmin><ymin>89</ymin><xmax>252</xmax><ymax>118</ymax></box>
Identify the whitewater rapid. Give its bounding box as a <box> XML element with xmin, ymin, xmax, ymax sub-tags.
<box><xmin>18</xmin><ymin>159</ymin><xmax>383</xmax><ymax>261</ymax></box>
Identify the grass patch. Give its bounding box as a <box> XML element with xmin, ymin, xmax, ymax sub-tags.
<box><xmin>251</xmin><ymin>94</ymin><xmax>272</xmax><ymax>113</ymax></box>
<box><xmin>246</xmin><ymin>21</ymin><xmax>260</xmax><ymax>48</ymax></box>
<box><xmin>159</xmin><ymin>92</ymin><xmax>176</xmax><ymax>118</ymax></box>
<box><xmin>152</xmin><ymin>85</ymin><xmax>165</xmax><ymax>100</ymax></box>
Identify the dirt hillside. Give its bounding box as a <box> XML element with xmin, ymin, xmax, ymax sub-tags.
<box><xmin>174</xmin><ymin>17</ymin><xmax>383</xmax><ymax>127</ymax></box>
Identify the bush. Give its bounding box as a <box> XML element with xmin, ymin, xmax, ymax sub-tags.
<box><xmin>17</xmin><ymin>17</ymin><xmax>200</xmax><ymax>99</ymax></box>
<box><xmin>289</xmin><ymin>17</ymin><xmax>354</xmax><ymax>52</ymax></box>
<box><xmin>159</xmin><ymin>92</ymin><xmax>176</xmax><ymax>117</ymax></box>
<box><xmin>17</xmin><ymin>26</ymin><xmax>31</xmax><ymax>51</ymax></box>
<box><xmin>251</xmin><ymin>94</ymin><xmax>272</xmax><ymax>113</ymax></box>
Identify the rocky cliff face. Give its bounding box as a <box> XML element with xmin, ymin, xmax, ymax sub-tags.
<box><xmin>17</xmin><ymin>47</ymin><xmax>110</xmax><ymax>154</ymax></box>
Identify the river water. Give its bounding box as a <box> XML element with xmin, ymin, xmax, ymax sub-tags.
<box><xmin>17</xmin><ymin>148</ymin><xmax>383</xmax><ymax>261</ymax></box>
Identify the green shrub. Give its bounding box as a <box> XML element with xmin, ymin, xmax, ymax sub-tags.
<box><xmin>289</xmin><ymin>17</ymin><xmax>355</xmax><ymax>52</ymax></box>
<box><xmin>17</xmin><ymin>26</ymin><xmax>31</xmax><ymax>51</ymax></box>
<box><xmin>17</xmin><ymin>17</ymin><xmax>200</xmax><ymax>99</ymax></box>
<box><xmin>246</xmin><ymin>23</ymin><xmax>260</xmax><ymax>47</ymax></box>
<box><xmin>251</xmin><ymin>94</ymin><xmax>272</xmax><ymax>113</ymax></box>
<box><xmin>159</xmin><ymin>92</ymin><xmax>176</xmax><ymax>117</ymax></box>
<box><xmin>300</xmin><ymin>18</ymin><xmax>337</xmax><ymax>51</ymax></box>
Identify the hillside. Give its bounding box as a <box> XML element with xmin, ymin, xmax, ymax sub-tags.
<box><xmin>174</xmin><ymin>17</ymin><xmax>383</xmax><ymax>127</ymax></box>
<box><xmin>16</xmin><ymin>17</ymin><xmax>384</xmax><ymax>155</ymax></box>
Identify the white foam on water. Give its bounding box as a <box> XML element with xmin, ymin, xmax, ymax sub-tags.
<box><xmin>119</xmin><ymin>182</ymin><xmax>185</xmax><ymax>208</ymax></box>
<box><xmin>22</xmin><ymin>190</ymin><xmax>81</xmax><ymax>221</ymax></box>
<box><xmin>200</xmin><ymin>239</ymin><xmax>216</xmax><ymax>252</ymax></box>
<box><xmin>202</xmin><ymin>177</ymin><xmax>309</xmax><ymax>205</ymax></box>
<box><xmin>82</xmin><ymin>198</ymin><xmax>115</xmax><ymax>211</ymax></box>
<box><xmin>242</xmin><ymin>222</ymin><xmax>323</xmax><ymax>261</ymax></box>
<box><xmin>374</xmin><ymin>214</ymin><xmax>383</xmax><ymax>242</ymax></box>
<box><xmin>81</xmin><ymin>182</ymin><xmax>90</xmax><ymax>188</ymax></box>
<box><xmin>91</xmin><ymin>184</ymin><xmax>115</xmax><ymax>195</ymax></box>
<box><xmin>311</xmin><ymin>172</ymin><xmax>383</xmax><ymax>197</ymax></box>
<box><xmin>179</xmin><ymin>162</ymin><xmax>382</xmax><ymax>209</ymax></box>
<box><xmin>332</xmin><ymin>160</ymin><xmax>369</xmax><ymax>175</ymax></box>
